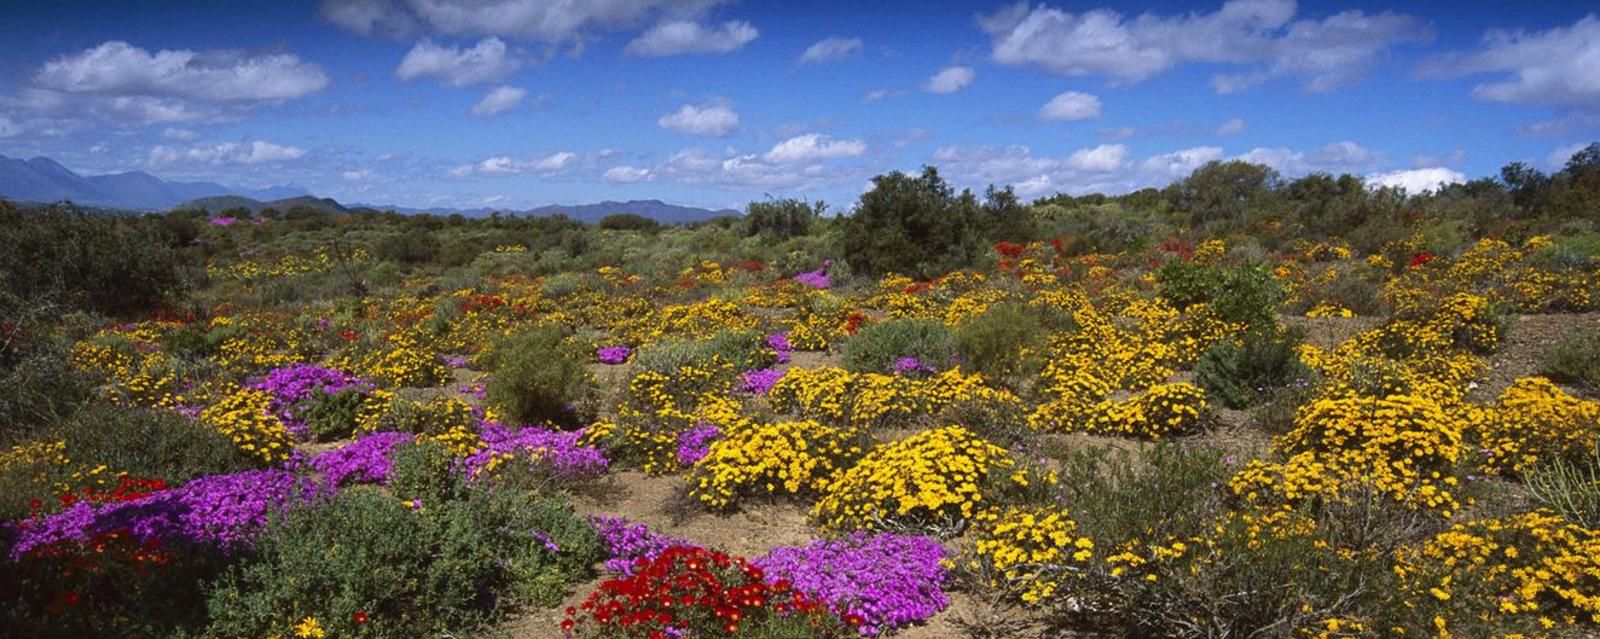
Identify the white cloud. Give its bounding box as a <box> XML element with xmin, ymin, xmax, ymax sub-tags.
<box><xmin>320</xmin><ymin>0</ymin><xmax>729</xmax><ymax>43</ymax></box>
<box><xmin>1420</xmin><ymin>16</ymin><xmax>1600</xmax><ymax>111</ymax></box>
<box><xmin>863</xmin><ymin>88</ymin><xmax>901</xmax><ymax>102</ymax></box>
<box><xmin>658</xmin><ymin>104</ymin><xmax>739</xmax><ymax>137</ymax></box>
<box><xmin>342</xmin><ymin>168</ymin><xmax>374</xmax><ymax>181</ymax></box>
<box><xmin>470</xmin><ymin>85</ymin><xmax>527</xmax><ymax>116</ymax></box>
<box><xmin>1099</xmin><ymin>126</ymin><xmax>1136</xmax><ymax>140</ymax></box>
<box><xmin>1065</xmin><ymin>143</ymin><xmax>1128</xmax><ymax>171</ymax></box>
<box><xmin>980</xmin><ymin>0</ymin><xmax>1426</xmax><ymax>92</ymax></box>
<box><xmin>33</xmin><ymin>41</ymin><xmax>328</xmax><ymax>106</ymax></box>
<box><xmin>603</xmin><ymin>165</ymin><xmax>654</xmax><ymax>182</ymax></box>
<box><xmin>396</xmin><ymin>37</ymin><xmax>519</xmax><ymax>87</ymax></box>
<box><xmin>1038</xmin><ymin>90</ymin><xmax>1101</xmax><ymax>121</ymax></box>
<box><xmin>1366</xmin><ymin>167</ymin><xmax>1465</xmax><ymax>193</ymax></box>
<box><xmin>1141</xmin><ymin>146</ymin><xmax>1226</xmax><ymax>178</ymax></box>
<box><xmin>1235</xmin><ymin>140</ymin><xmax>1378</xmax><ymax>175</ymax></box>
<box><xmin>625</xmin><ymin>20</ymin><xmax>757</xmax><ymax>56</ymax></box>
<box><xmin>161</xmin><ymin>127</ymin><xmax>199</xmax><ymax>141</ymax></box>
<box><xmin>799</xmin><ymin>37</ymin><xmax>863</xmax><ymax>64</ymax></box>
<box><xmin>468</xmin><ymin>151</ymin><xmax>576</xmax><ymax>175</ymax></box>
<box><xmin>1548</xmin><ymin>142</ymin><xmax>1591</xmax><ymax>169</ymax></box>
<box><xmin>147</xmin><ymin>140</ymin><xmax>305</xmax><ymax>165</ymax></box>
<box><xmin>1217</xmin><ymin>117</ymin><xmax>1246</xmax><ymax>135</ymax></box>
<box><xmin>924</xmin><ymin>66</ymin><xmax>975</xmax><ymax>94</ymax></box>
<box><xmin>764</xmin><ymin>133</ymin><xmax>866</xmax><ymax>163</ymax></box>
<box><xmin>0</xmin><ymin>115</ymin><xmax>18</xmax><ymax>138</ymax></box>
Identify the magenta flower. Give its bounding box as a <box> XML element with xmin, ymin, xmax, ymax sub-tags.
<box><xmin>597</xmin><ymin>345</ymin><xmax>632</xmax><ymax>365</ymax></box>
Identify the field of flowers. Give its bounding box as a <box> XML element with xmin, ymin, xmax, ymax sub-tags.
<box><xmin>4</xmin><ymin>201</ymin><xmax>1600</xmax><ymax>639</ymax></box>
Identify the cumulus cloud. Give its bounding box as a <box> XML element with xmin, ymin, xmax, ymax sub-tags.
<box><xmin>1217</xmin><ymin>117</ymin><xmax>1246</xmax><ymax>135</ymax></box>
<box><xmin>924</xmin><ymin>66</ymin><xmax>975</xmax><ymax>94</ymax></box>
<box><xmin>1419</xmin><ymin>16</ymin><xmax>1600</xmax><ymax>111</ymax></box>
<box><xmin>1366</xmin><ymin>167</ymin><xmax>1465</xmax><ymax>193</ymax></box>
<box><xmin>799</xmin><ymin>37</ymin><xmax>863</xmax><ymax>64</ymax></box>
<box><xmin>625</xmin><ymin>20</ymin><xmax>757</xmax><ymax>56</ymax></box>
<box><xmin>454</xmin><ymin>151</ymin><xmax>576</xmax><ymax>176</ymax></box>
<box><xmin>342</xmin><ymin>168</ymin><xmax>374</xmax><ymax>181</ymax></box>
<box><xmin>1548</xmin><ymin>142</ymin><xmax>1591</xmax><ymax>169</ymax></box>
<box><xmin>1065</xmin><ymin>143</ymin><xmax>1128</xmax><ymax>171</ymax></box>
<box><xmin>980</xmin><ymin>0</ymin><xmax>1426</xmax><ymax>92</ymax></box>
<box><xmin>603</xmin><ymin>165</ymin><xmax>654</xmax><ymax>182</ymax></box>
<box><xmin>1235</xmin><ymin>140</ymin><xmax>1379</xmax><ymax>175</ymax></box>
<box><xmin>161</xmin><ymin>127</ymin><xmax>199</xmax><ymax>141</ymax></box>
<box><xmin>320</xmin><ymin>0</ymin><xmax>729</xmax><ymax>43</ymax></box>
<box><xmin>863</xmin><ymin>88</ymin><xmax>902</xmax><ymax>102</ymax></box>
<box><xmin>34</xmin><ymin>41</ymin><xmax>329</xmax><ymax>103</ymax></box>
<box><xmin>1141</xmin><ymin>146</ymin><xmax>1227</xmax><ymax>178</ymax></box>
<box><xmin>764</xmin><ymin>133</ymin><xmax>866</xmax><ymax>163</ymax></box>
<box><xmin>1038</xmin><ymin>90</ymin><xmax>1101</xmax><ymax>121</ymax></box>
<box><xmin>470</xmin><ymin>85</ymin><xmax>528</xmax><ymax>116</ymax></box>
<box><xmin>396</xmin><ymin>37</ymin><xmax>519</xmax><ymax>87</ymax></box>
<box><xmin>658</xmin><ymin>104</ymin><xmax>739</xmax><ymax>137</ymax></box>
<box><xmin>147</xmin><ymin>140</ymin><xmax>305</xmax><ymax>165</ymax></box>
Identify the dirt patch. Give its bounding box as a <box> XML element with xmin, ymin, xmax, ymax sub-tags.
<box><xmin>1473</xmin><ymin>313</ymin><xmax>1600</xmax><ymax>401</ymax></box>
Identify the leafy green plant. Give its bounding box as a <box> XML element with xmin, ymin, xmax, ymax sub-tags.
<box><xmin>1540</xmin><ymin>334</ymin><xmax>1600</xmax><ymax>396</ymax></box>
<box><xmin>204</xmin><ymin>485</ymin><xmax>601</xmax><ymax>638</ymax></box>
<box><xmin>1194</xmin><ymin>325</ymin><xmax>1313</xmax><ymax>409</ymax></box>
<box><xmin>485</xmin><ymin>323</ymin><xmax>596</xmax><ymax>428</ymax></box>
<box><xmin>302</xmin><ymin>388</ymin><xmax>368</xmax><ymax>441</ymax></box>
<box><xmin>1525</xmin><ymin>446</ymin><xmax>1600</xmax><ymax>528</ymax></box>
<box><xmin>841</xmin><ymin>318</ymin><xmax>956</xmax><ymax>374</ymax></box>
<box><xmin>953</xmin><ymin>302</ymin><xmax>1047</xmax><ymax>385</ymax></box>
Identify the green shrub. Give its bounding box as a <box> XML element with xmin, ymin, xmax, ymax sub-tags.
<box><xmin>0</xmin><ymin>331</ymin><xmax>94</xmax><ymax>443</ymax></box>
<box><xmin>485</xmin><ymin>324</ymin><xmax>596</xmax><ymax>428</ymax></box>
<box><xmin>0</xmin><ymin>404</ymin><xmax>259</xmax><ymax>520</ymax></box>
<box><xmin>635</xmin><ymin>330</ymin><xmax>775</xmax><ymax>375</ymax></box>
<box><xmin>302</xmin><ymin>388</ymin><xmax>368</xmax><ymax>441</ymax></box>
<box><xmin>0</xmin><ymin>202</ymin><xmax>194</xmax><ymax>317</ymax></box>
<box><xmin>389</xmin><ymin>440</ymin><xmax>468</xmax><ymax>506</ymax></box>
<box><xmin>0</xmin><ymin>539</ymin><xmax>226</xmax><ymax>639</ymax></box>
<box><xmin>841</xmin><ymin>318</ymin><xmax>956</xmax><ymax>374</ymax></box>
<box><xmin>1525</xmin><ymin>445</ymin><xmax>1600</xmax><ymax>527</ymax></box>
<box><xmin>1211</xmin><ymin>264</ymin><xmax>1284</xmax><ymax>327</ymax></box>
<box><xmin>1052</xmin><ymin>442</ymin><xmax>1230</xmax><ymax>545</ymax></box>
<box><xmin>1155</xmin><ymin>259</ymin><xmax>1225</xmax><ymax>310</ymax></box>
<box><xmin>1540</xmin><ymin>334</ymin><xmax>1600</xmax><ymax>396</ymax></box>
<box><xmin>744</xmin><ymin>198</ymin><xmax>822</xmax><ymax>240</ymax></box>
<box><xmin>1194</xmin><ymin>325</ymin><xmax>1313</xmax><ymax>409</ymax></box>
<box><xmin>953</xmin><ymin>302</ymin><xmax>1047</xmax><ymax>385</ymax></box>
<box><xmin>204</xmin><ymin>485</ymin><xmax>601</xmax><ymax>638</ymax></box>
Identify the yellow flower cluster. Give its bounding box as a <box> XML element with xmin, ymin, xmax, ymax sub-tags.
<box><xmin>199</xmin><ymin>388</ymin><xmax>293</xmax><ymax>463</ymax></box>
<box><xmin>767</xmin><ymin>367</ymin><xmax>1012</xmax><ymax>431</ymax></box>
<box><xmin>964</xmin><ymin>506</ymin><xmax>1095</xmax><ymax>604</ymax></box>
<box><xmin>1231</xmin><ymin>393</ymin><xmax>1465</xmax><ymax>516</ymax></box>
<box><xmin>813</xmin><ymin>426</ymin><xmax>1012</xmax><ymax>531</ymax></box>
<box><xmin>1393</xmin><ymin>510</ymin><xmax>1600</xmax><ymax>631</ymax></box>
<box><xmin>688</xmin><ymin>419</ymin><xmax>862</xmax><ymax>509</ymax></box>
<box><xmin>1477</xmin><ymin>377</ymin><xmax>1600</xmax><ymax>476</ymax></box>
<box><xmin>1305</xmin><ymin>301</ymin><xmax>1355</xmax><ymax>318</ymax></box>
<box><xmin>1075</xmin><ymin>383</ymin><xmax>1209</xmax><ymax>440</ymax></box>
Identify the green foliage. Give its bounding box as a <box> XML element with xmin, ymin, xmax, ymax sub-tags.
<box><xmin>598</xmin><ymin>213</ymin><xmax>661</xmax><ymax>232</ymax></box>
<box><xmin>841</xmin><ymin>318</ymin><xmax>956</xmax><ymax>374</ymax></box>
<box><xmin>1052</xmin><ymin>442</ymin><xmax>1231</xmax><ymax>545</ymax></box>
<box><xmin>1540</xmin><ymin>334</ymin><xmax>1600</xmax><ymax>396</ymax></box>
<box><xmin>744</xmin><ymin>198</ymin><xmax>823</xmax><ymax>240</ymax></box>
<box><xmin>635</xmin><ymin>330</ymin><xmax>774</xmax><ymax>375</ymax></box>
<box><xmin>1156</xmin><ymin>260</ymin><xmax>1284</xmax><ymax>326</ymax></box>
<box><xmin>953</xmin><ymin>302</ymin><xmax>1047</xmax><ymax>385</ymax></box>
<box><xmin>1194</xmin><ymin>325</ymin><xmax>1313</xmax><ymax>409</ymax></box>
<box><xmin>0</xmin><ymin>330</ymin><xmax>94</xmax><ymax>442</ymax></box>
<box><xmin>841</xmin><ymin>167</ymin><xmax>1030</xmax><ymax>278</ymax></box>
<box><xmin>1525</xmin><ymin>446</ymin><xmax>1600</xmax><ymax>528</ymax></box>
<box><xmin>0</xmin><ymin>202</ymin><xmax>194</xmax><ymax>317</ymax></box>
<box><xmin>1164</xmin><ymin>160</ymin><xmax>1281</xmax><ymax>227</ymax></box>
<box><xmin>302</xmin><ymin>388</ymin><xmax>368</xmax><ymax>441</ymax></box>
<box><xmin>485</xmin><ymin>324</ymin><xmax>596</xmax><ymax>427</ymax></box>
<box><xmin>389</xmin><ymin>440</ymin><xmax>469</xmax><ymax>506</ymax></box>
<box><xmin>374</xmin><ymin>229</ymin><xmax>441</xmax><ymax>266</ymax></box>
<box><xmin>204</xmin><ymin>485</ymin><xmax>601</xmax><ymax>638</ymax></box>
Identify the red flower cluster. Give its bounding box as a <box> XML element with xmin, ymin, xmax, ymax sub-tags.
<box><xmin>1408</xmin><ymin>252</ymin><xmax>1437</xmax><ymax>268</ymax></box>
<box><xmin>993</xmin><ymin>241</ymin><xmax>1027</xmax><ymax>259</ymax></box>
<box><xmin>561</xmin><ymin>546</ymin><xmax>835</xmax><ymax>638</ymax></box>
<box><xmin>1158</xmin><ymin>237</ymin><xmax>1195</xmax><ymax>259</ymax></box>
<box><xmin>734</xmin><ymin>259</ymin><xmax>767</xmax><ymax>272</ymax></box>
<box><xmin>459</xmin><ymin>293</ymin><xmax>506</xmax><ymax>313</ymax></box>
<box><xmin>56</xmin><ymin>476</ymin><xmax>169</xmax><ymax>509</ymax></box>
<box><xmin>842</xmin><ymin>312</ymin><xmax>867</xmax><ymax>336</ymax></box>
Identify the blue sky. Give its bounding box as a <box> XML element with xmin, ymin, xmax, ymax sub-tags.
<box><xmin>0</xmin><ymin>0</ymin><xmax>1596</xmax><ymax>211</ymax></box>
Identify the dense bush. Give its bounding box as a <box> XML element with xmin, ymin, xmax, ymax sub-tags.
<box><xmin>1541</xmin><ymin>334</ymin><xmax>1600</xmax><ymax>396</ymax></box>
<box><xmin>485</xmin><ymin>324</ymin><xmax>596</xmax><ymax>427</ymax></box>
<box><xmin>0</xmin><ymin>202</ymin><xmax>194</xmax><ymax>317</ymax></box>
<box><xmin>204</xmin><ymin>485</ymin><xmax>601</xmax><ymax>638</ymax></box>
<box><xmin>841</xmin><ymin>318</ymin><xmax>957</xmax><ymax>374</ymax></box>
<box><xmin>1157</xmin><ymin>260</ymin><xmax>1284</xmax><ymax>326</ymax></box>
<box><xmin>744</xmin><ymin>197</ymin><xmax>823</xmax><ymax>240</ymax></box>
<box><xmin>1194</xmin><ymin>325</ymin><xmax>1313</xmax><ymax>409</ymax></box>
<box><xmin>954</xmin><ymin>303</ymin><xmax>1048</xmax><ymax>385</ymax></box>
<box><xmin>841</xmin><ymin>168</ymin><xmax>1031</xmax><ymax>278</ymax></box>
<box><xmin>635</xmin><ymin>330</ymin><xmax>775</xmax><ymax>375</ymax></box>
<box><xmin>373</xmin><ymin>229</ymin><xmax>441</xmax><ymax>266</ymax></box>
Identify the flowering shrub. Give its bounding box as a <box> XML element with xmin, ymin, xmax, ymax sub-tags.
<box><xmin>590</xmin><ymin>515</ymin><xmax>693</xmax><ymax>575</ymax></box>
<box><xmin>248</xmin><ymin>364</ymin><xmax>372</xmax><ymax>440</ymax></box>
<box><xmin>310</xmin><ymin>431</ymin><xmax>414</xmax><ymax>486</ymax></box>
<box><xmin>688</xmin><ymin>419</ymin><xmax>862</xmax><ymax>509</ymax></box>
<box><xmin>1391</xmin><ymin>510</ymin><xmax>1600</xmax><ymax>635</ymax></box>
<box><xmin>963</xmin><ymin>506</ymin><xmax>1095</xmax><ymax>605</ymax></box>
<box><xmin>1478</xmin><ymin>376</ymin><xmax>1600</xmax><ymax>476</ymax></box>
<box><xmin>738</xmin><ymin>367</ymin><xmax>786</xmax><ymax>395</ymax></box>
<box><xmin>199</xmin><ymin>388</ymin><xmax>295</xmax><ymax>464</ymax></box>
<box><xmin>598</xmin><ymin>345</ymin><xmax>632</xmax><ymax>365</ymax></box>
<box><xmin>562</xmin><ymin>545</ymin><xmax>841</xmax><ymax>638</ymax></box>
<box><xmin>755</xmin><ymin>532</ymin><xmax>948</xmax><ymax>636</ymax></box>
<box><xmin>1077</xmin><ymin>383</ymin><xmax>1209</xmax><ymax>439</ymax></box>
<box><xmin>461</xmin><ymin>421</ymin><xmax>610</xmax><ymax>479</ymax></box>
<box><xmin>814</xmin><ymin>426</ymin><xmax>1012</xmax><ymax>531</ymax></box>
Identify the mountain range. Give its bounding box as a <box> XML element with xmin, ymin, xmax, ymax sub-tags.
<box><xmin>0</xmin><ymin>154</ymin><xmax>737</xmax><ymax>223</ymax></box>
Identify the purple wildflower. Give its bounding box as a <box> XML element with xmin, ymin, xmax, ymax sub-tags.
<box><xmin>597</xmin><ymin>345</ymin><xmax>632</xmax><ymax>365</ymax></box>
<box><xmin>740</xmin><ymin>368</ymin><xmax>787</xmax><ymax>395</ymax></box>
<box><xmin>675</xmin><ymin>423</ymin><xmax>721</xmax><ymax>466</ymax></box>
<box><xmin>588</xmin><ymin>515</ymin><xmax>694</xmax><ymax>575</ymax></box>
<box><xmin>310</xmin><ymin>431</ymin><xmax>413</xmax><ymax>486</ymax></box>
<box><xmin>460</xmin><ymin>422</ymin><xmax>609</xmax><ymax>479</ymax></box>
<box><xmin>755</xmin><ymin>532</ymin><xmax>949</xmax><ymax>636</ymax></box>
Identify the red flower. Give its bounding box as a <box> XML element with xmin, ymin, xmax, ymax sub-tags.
<box><xmin>352</xmin><ymin>611</ymin><xmax>369</xmax><ymax>624</ymax></box>
<box><xmin>1408</xmin><ymin>252</ymin><xmax>1436</xmax><ymax>268</ymax></box>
